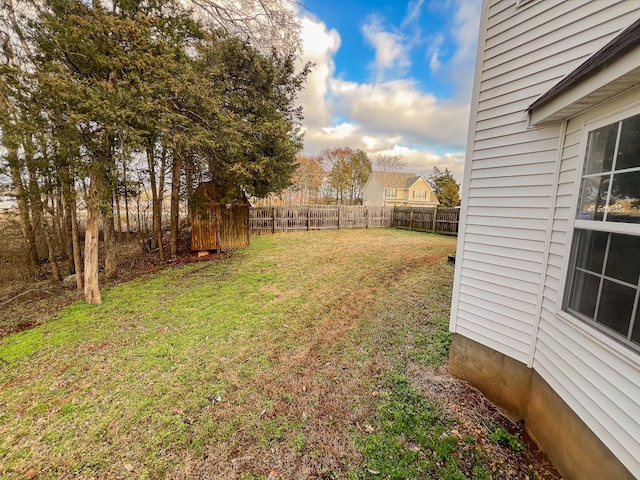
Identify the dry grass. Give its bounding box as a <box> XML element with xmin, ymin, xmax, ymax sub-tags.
<box><xmin>0</xmin><ymin>229</ymin><xmax>560</xmax><ymax>479</ymax></box>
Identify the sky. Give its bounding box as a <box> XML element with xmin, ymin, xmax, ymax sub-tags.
<box><xmin>295</xmin><ymin>0</ymin><xmax>482</xmax><ymax>183</ymax></box>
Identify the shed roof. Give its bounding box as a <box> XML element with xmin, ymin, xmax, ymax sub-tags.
<box><xmin>372</xmin><ymin>171</ymin><xmax>422</xmax><ymax>189</ymax></box>
<box><xmin>528</xmin><ymin>18</ymin><xmax>640</xmax><ymax>125</ymax></box>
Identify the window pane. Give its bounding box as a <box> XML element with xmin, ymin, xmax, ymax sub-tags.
<box><xmin>574</xmin><ymin>229</ymin><xmax>607</xmax><ymax>274</ymax></box>
<box><xmin>605</xmin><ymin>233</ymin><xmax>640</xmax><ymax>285</ymax></box>
<box><xmin>585</xmin><ymin>122</ymin><xmax>618</xmax><ymax>175</ymax></box>
<box><xmin>632</xmin><ymin>307</ymin><xmax>640</xmax><ymax>346</ymax></box>
<box><xmin>616</xmin><ymin>113</ymin><xmax>640</xmax><ymax>170</ymax></box>
<box><xmin>568</xmin><ymin>270</ymin><xmax>600</xmax><ymax>318</ymax></box>
<box><xmin>576</xmin><ymin>175</ymin><xmax>609</xmax><ymax>221</ymax></box>
<box><xmin>597</xmin><ymin>279</ymin><xmax>635</xmax><ymax>337</ymax></box>
<box><xmin>607</xmin><ymin>171</ymin><xmax>640</xmax><ymax>223</ymax></box>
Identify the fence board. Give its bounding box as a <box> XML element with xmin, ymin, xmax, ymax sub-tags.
<box><xmin>250</xmin><ymin>205</ymin><xmax>393</xmax><ymax>234</ymax></box>
<box><xmin>249</xmin><ymin>205</ymin><xmax>458</xmax><ymax>235</ymax></box>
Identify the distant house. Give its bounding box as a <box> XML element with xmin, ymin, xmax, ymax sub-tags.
<box><xmin>362</xmin><ymin>171</ymin><xmax>439</xmax><ymax>207</ymax></box>
<box><xmin>449</xmin><ymin>3</ymin><xmax>640</xmax><ymax>480</ymax></box>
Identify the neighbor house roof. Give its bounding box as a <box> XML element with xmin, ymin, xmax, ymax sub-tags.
<box><xmin>372</xmin><ymin>171</ymin><xmax>422</xmax><ymax>189</ymax></box>
<box><xmin>528</xmin><ymin>18</ymin><xmax>640</xmax><ymax>125</ymax></box>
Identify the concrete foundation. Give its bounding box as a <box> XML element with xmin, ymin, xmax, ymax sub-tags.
<box><xmin>448</xmin><ymin>334</ymin><xmax>635</xmax><ymax>480</ymax></box>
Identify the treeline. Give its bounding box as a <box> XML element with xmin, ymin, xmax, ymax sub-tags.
<box><xmin>254</xmin><ymin>148</ymin><xmax>405</xmax><ymax>206</ymax></box>
<box><xmin>0</xmin><ymin>0</ymin><xmax>307</xmax><ymax>303</ymax></box>
<box><xmin>256</xmin><ymin>150</ymin><xmax>461</xmax><ymax>208</ymax></box>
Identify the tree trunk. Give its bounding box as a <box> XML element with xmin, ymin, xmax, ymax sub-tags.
<box><xmin>61</xmin><ymin>165</ymin><xmax>82</xmax><ymax>289</ymax></box>
<box><xmin>42</xmin><ymin>214</ymin><xmax>62</xmax><ymax>281</ymax></box>
<box><xmin>115</xmin><ymin>191</ymin><xmax>123</xmax><ymax>243</ymax></box>
<box><xmin>102</xmin><ymin>151</ymin><xmax>118</xmax><ymax>280</ymax></box>
<box><xmin>102</xmin><ymin>197</ymin><xmax>118</xmax><ymax>280</ymax></box>
<box><xmin>146</xmin><ymin>139</ymin><xmax>165</xmax><ymax>259</ymax></box>
<box><xmin>123</xmin><ymin>159</ymin><xmax>131</xmax><ymax>242</ymax></box>
<box><xmin>6</xmin><ymin>145</ymin><xmax>39</xmax><ymax>271</ymax></box>
<box><xmin>170</xmin><ymin>154</ymin><xmax>182</xmax><ymax>257</ymax></box>
<box><xmin>70</xmin><ymin>192</ymin><xmax>83</xmax><ymax>291</ymax></box>
<box><xmin>84</xmin><ymin>165</ymin><xmax>102</xmax><ymax>304</ymax></box>
<box><xmin>54</xmin><ymin>183</ymin><xmax>72</xmax><ymax>267</ymax></box>
<box><xmin>25</xmin><ymin>136</ymin><xmax>46</xmax><ymax>262</ymax></box>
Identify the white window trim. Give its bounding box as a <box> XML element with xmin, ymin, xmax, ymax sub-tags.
<box><xmin>557</xmin><ymin>101</ymin><xmax>640</xmax><ymax>354</ymax></box>
<box><xmin>558</xmin><ymin>101</ymin><xmax>640</xmax><ymax>311</ymax></box>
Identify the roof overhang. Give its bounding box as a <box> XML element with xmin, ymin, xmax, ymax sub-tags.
<box><xmin>528</xmin><ymin>18</ymin><xmax>640</xmax><ymax>126</ymax></box>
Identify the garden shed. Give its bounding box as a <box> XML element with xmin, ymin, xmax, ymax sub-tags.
<box><xmin>190</xmin><ymin>182</ymin><xmax>250</xmax><ymax>252</ymax></box>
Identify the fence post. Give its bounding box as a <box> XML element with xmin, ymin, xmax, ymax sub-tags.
<box><xmin>337</xmin><ymin>205</ymin><xmax>341</xmax><ymax>229</ymax></box>
<box><xmin>432</xmin><ymin>206</ymin><xmax>437</xmax><ymax>233</ymax></box>
<box><xmin>409</xmin><ymin>209</ymin><xmax>414</xmax><ymax>231</ymax></box>
<box><xmin>272</xmin><ymin>207</ymin><xmax>276</xmax><ymax>234</ymax></box>
<box><xmin>365</xmin><ymin>206</ymin><xmax>369</xmax><ymax>229</ymax></box>
<box><xmin>307</xmin><ymin>206</ymin><xmax>311</xmax><ymax>231</ymax></box>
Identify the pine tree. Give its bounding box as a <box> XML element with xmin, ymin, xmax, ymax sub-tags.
<box><xmin>428</xmin><ymin>167</ymin><xmax>460</xmax><ymax>207</ymax></box>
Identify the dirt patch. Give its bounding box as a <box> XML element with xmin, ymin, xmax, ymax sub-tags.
<box><xmin>408</xmin><ymin>363</ymin><xmax>562</xmax><ymax>479</ymax></box>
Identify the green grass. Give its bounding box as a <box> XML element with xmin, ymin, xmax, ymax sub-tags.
<box><xmin>0</xmin><ymin>229</ymin><xmax>533</xmax><ymax>479</ymax></box>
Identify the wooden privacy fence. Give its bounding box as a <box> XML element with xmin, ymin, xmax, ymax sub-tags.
<box><xmin>249</xmin><ymin>205</ymin><xmax>459</xmax><ymax>235</ymax></box>
<box><xmin>391</xmin><ymin>207</ymin><xmax>460</xmax><ymax>235</ymax></box>
<box><xmin>250</xmin><ymin>205</ymin><xmax>393</xmax><ymax>234</ymax></box>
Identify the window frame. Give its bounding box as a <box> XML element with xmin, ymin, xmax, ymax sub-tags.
<box><xmin>413</xmin><ymin>189</ymin><xmax>427</xmax><ymax>199</ymax></box>
<box><xmin>562</xmin><ymin>103</ymin><xmax>640</xmax><ymax>354</ymax></box>
<box><xmin>385</xmin><ymin>189</ymin><xmax>398</xmax><ymax>199</ymax></box>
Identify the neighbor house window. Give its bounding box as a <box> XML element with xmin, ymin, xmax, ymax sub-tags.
<box><xmin>385</xmin><ymin>189</ymin><xmax>397</xmax><ymax>198</ymax></box>
<box><xmin>565</xmin><ymin>111</ymin><xmax>640</xmax><ymax>350</ymax></box>
<box><xmin>413</xmin><ymin>190</ymin><xmax>427</xmax><ymax>199</ymax></box>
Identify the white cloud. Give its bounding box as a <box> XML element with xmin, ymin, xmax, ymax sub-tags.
<box><xmin>331</xmin><ymin>79</ymin><xmax>469</xmax><ymax>148</ymax></box>
<box><xmin>430</xmin><ymin>0</ymin><xmax>482</xmax><ymax>98</ymax></box>
<box><xmin>376</xmin><ymin>147</ymin><xmax>465</xmax><ymax>182</ymax></box>
<box><xmin>321</xmin><ymin>122</ymin><xmax>358</xmax><ymax>139</ymax></box>
<box><xmin>429</xmin><ymin>52</ymin><xmax>441</xmax><ymax>72</ymax></box>
<box><xmin>296</xmin><ymin>15</ymin><xmax>341</xmax><ymax>129</ymax></box>
<box><xmin>401</xmin><ymin>0</ymin><xmax>425</xmax><ymax>27</ymax></box>
<box><xmin>361</xmin><ymin>15</ymin><xmax>411</xmax><ymax>82</ymax></box>
<box><xmin>294</xmin><ymin>8</ymin><xmax>477</xmax><ymax>186</ymax></box>
<box><xmin>451</xmin><ymin>0</ymin><xmax>481</xmax><ymax>64</ymax></box>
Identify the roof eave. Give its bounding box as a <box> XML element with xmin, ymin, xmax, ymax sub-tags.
<box><xmin>528</xmin><ymin>19</ymin><xmax>640</xmax><ymax>126</ymax></box>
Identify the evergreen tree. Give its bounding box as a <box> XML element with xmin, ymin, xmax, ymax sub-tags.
<box><xmin>0</xmin><ymin>0</ymin><xmax>309</xmax><ymax>303</ymax></box>
<box><xmin>428</xmin><ymin>166</ymin><xmax>460</xmax><ymax>207</ymax></box>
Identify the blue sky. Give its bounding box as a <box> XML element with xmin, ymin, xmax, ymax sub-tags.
<box><xmin>295</xmin><ymin>0</ymin><xmax>482</xmax><ymax>182</ymax></box>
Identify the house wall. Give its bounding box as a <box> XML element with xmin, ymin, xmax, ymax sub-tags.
<box><xmin>450</xmin><ymin>1</ymin><xmax>640</xmax><ymax>478</ymax></box>
<box><xmin>362</xmin><ymin>177</ymin><xmax>384</xmax><ymax>206</ymax></box>
<box><xmin>533</xmin><ymin>88</ymin><xmax>640</xmax><ymax>479</ymax></box>
<box><xmin>407</xmin><ymin>178</ymin><xmax>437</xmax><ymax>205</ymax></box>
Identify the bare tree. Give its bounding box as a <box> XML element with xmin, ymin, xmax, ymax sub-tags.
<box><xmin>187</xmin><ymin>0</ymin><xmax>301</xmax><ymax>55</ymax></box>
<box><xmin>373</xmin><ymin>153</ymin><xmax>406</xmax><ymax>172</ymax></box>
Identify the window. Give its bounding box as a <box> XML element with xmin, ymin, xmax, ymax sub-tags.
<box><xmin>385</xmin><ymin>189</ymin><xmax>397</xmax><ymax>198</ymax></box>
<box><xmin>413</xmin><ymin>190</ymin><xmax>427</xmax><ymax>199</ymax></box>
<box><xmin>565</xmin><ymin>112</ymin><xmax>640</xmax><ymax>350</ymax></box>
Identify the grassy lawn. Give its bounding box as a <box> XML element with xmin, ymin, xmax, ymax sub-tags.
<box><xmin>0</xmin><ymin>229</ymin><xmax>550</xmax><ymax>479</ymax></box>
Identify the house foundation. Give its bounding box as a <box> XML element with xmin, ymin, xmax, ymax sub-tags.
<box><xmin>448</xmin><ymin>334</ymin><xmax>635</xmax><ymax>480</ymax></box>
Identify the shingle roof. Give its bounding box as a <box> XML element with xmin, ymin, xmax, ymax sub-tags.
<box><xmin>372</xmin><ymin>171</ymin><xmax>421</xmax><ymax>189</ymax></box>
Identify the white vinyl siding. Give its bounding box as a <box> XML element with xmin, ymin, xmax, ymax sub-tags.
<box><xmin>451</xmin><ymin>1</ymin><xmax>640</xmax><ymax>476</ymax></box>
<box><xmin>534</xmin><ymin>92</ymin><xmax>640</xmax><ymax>477</ymax></box>
<box><xmin>454</xmin><ymin>0</ymin><xmax>640</xmax><ymax>360</ymax></box>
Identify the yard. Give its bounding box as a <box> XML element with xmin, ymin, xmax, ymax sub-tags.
<box><xmin>0</xmin><ymin>229</ymin><xmax>559</xmax><ymax>479</ymax></box>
